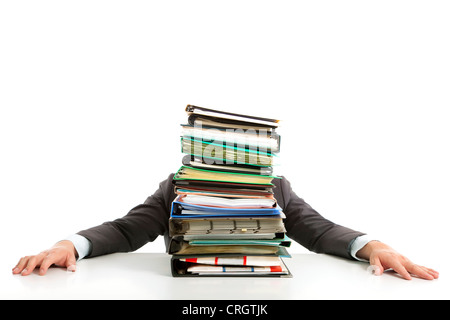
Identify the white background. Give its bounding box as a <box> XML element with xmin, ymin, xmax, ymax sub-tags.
<box><xmin>1</xmin><ymin>0</ymin><xmax>449</xmax><ymax>280</ymax></box>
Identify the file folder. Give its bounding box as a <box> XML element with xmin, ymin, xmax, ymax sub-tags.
<box><xmin>173</xmin><ymin>166</ymin><xmax>277</xmax><ymax>186</ymax></box>
<box><xmin>181</xmin><ymin>124</ymin><xmax>281</xmax><ymax>153</ymax></box>
<box><xmin>185</xmin><ymin>105</ymin><xmax>280</xmax><ymax>129</ymax></box>
<box><xmin>182</xmin><ymin>155</ymin><xmax>274</xmax><ymax>176</ymax></box>
<box><xmin>169</xmin><ymin>216</ymin><xmax>286</xmax><ymax>238</ymax></box>
<box><xmin>170</xmin><ymin>252</ymin><xmax>292</xmax><ymax>277</ymax></box>
<box><xmin>170</xmin><ymin>200</ymin><xmax>284</xmax><ymax>218</ymax></box>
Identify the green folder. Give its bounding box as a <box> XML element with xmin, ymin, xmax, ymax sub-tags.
<box><xmin>173</xmin><ymin>166</ymin><xmax>280</xmax><ymax>185</ymax></box>
<box><xmin>188</xmin><ymin>236</ymin><xmax>291</xmax><ymax>248</ymax></box>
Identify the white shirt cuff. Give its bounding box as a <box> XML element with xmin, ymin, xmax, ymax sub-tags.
<box><xmin>64</xmin><ymin>234</ymin><xmax>92</xmax><ymax>261</ymax></box>
<box><xmin>349</xmin><ymin>234</ymin><xmax>376</xmax><ymax>262</ymax></box>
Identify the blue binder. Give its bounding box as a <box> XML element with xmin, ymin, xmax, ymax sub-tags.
<box><xmin>170</xmin><ymin>200</ymin><xmax>284</xmax><ymax>218</ymax></box>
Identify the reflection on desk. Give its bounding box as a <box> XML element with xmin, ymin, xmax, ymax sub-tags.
<box><xmin>1</xmin><ymin>253</ymin><xmax>447</xmax><ymax>300</ymax></box>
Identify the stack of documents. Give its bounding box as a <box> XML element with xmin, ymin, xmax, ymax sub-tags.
<box><xmin>169</xmin><ymin>105</ymin><xmax>291</xmax><ymax>277</ymax></box>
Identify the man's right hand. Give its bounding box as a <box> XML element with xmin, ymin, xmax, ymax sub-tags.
<box><xmin>12</xmin><ymin>240</ymin><xmax>78</xmax><ymax>276</ymax></box>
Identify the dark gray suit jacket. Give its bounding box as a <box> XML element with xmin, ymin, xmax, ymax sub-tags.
<box><xmin>78</xmin><ymin>174</ymin><xmax>365</xmax><ymax>259</ymax></box>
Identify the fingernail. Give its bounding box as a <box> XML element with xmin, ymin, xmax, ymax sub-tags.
<box><xmin>21</xmin><ymin>268</ymin><xmax>28</xmax><ymax>275</ymax></box>
<box><xmin>12</xmin><ymin>268</ymin><xmax>19</xmax><ymax>274</ymax></box>
<box><xmin>367</xmin><ymin>265</ymin><xmax>382</xmax><ymax>276</ymax></box>
<box><xmin>67</xmin><ymin>265</ymin><xmax>76</xmax><ymax>272</ymax></box>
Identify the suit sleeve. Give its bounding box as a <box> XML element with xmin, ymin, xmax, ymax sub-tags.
<box><xmin>277</xmin><ymin>176</ymin><xmax>365</xmax><ymax>259</ymax></box>
<box><xmin>77</xmin><ymin>174</ymin><xmax>176</xmax><ymax>258</ymax></box>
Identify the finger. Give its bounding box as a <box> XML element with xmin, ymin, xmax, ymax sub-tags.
<box><xmin>67</xmin><ymin>264</ymin><xmax>77</xmax><ymax>272</ymax></box>
<box><xmin>369</xmin><ymin>256</ymin><xmax>384</xmax><ymax>276</ymax></box>
<box><xmin>409</xmin><ymin>265</ymin><xmax>437</xmax><ymax>280</ymax></box>
<box><xmin>21</xmin><ymin>256</ymin><xmax>39</xmax><ymax>276</ymax></box>
<box><xmin>409</xmin><ymin>264</ymin><xmax>433</xmax><ymax>280</ymax></box>
<box><xmin>65</xmin><ymin>255</ymin><xmax>77</xmax><ymax>272</ymax></box>
<box><xmin>419</xmin><ymin>266</ymin><xmax>439</xmax><ymax>278</ymax></box>
<box><xmin>39</xmin><ymin>255</ymin><xmax>56</xmax><ymax>276</ymax></box>
<box><xmin>423</xmin><ymin>267</ymin><xmax>439</xmax><ymax>279</ymax></box>
<box><xmin>12</xmin><ymin>256</ymin><xmax>29</xmax><ymax>274</ymax></box>
<box><xmin>21</xmin><ymin>252</ymin><xmax>47</xmax><ymax>276</ymax></box>
<box><xmin>392</xmin><ymin>263</ymin><xmax>412</xmax><ymax>280</ymax></box>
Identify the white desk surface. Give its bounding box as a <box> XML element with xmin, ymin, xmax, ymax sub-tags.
<box><xmin>1</xmin><ymin>253</ymin><xmax>447</xmax><ymax>300</ymax></box>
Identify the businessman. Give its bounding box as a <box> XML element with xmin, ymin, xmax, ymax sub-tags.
<box><xmin>12</xmin><ymin>174</ymin><xmax>439</xmax><ymax>280</ymax></box>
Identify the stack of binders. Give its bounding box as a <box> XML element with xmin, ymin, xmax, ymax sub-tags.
<box><xmin>168</xmin><ymin>105</ymin><xmax>292</xmax><ymax>277</ymax></box>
